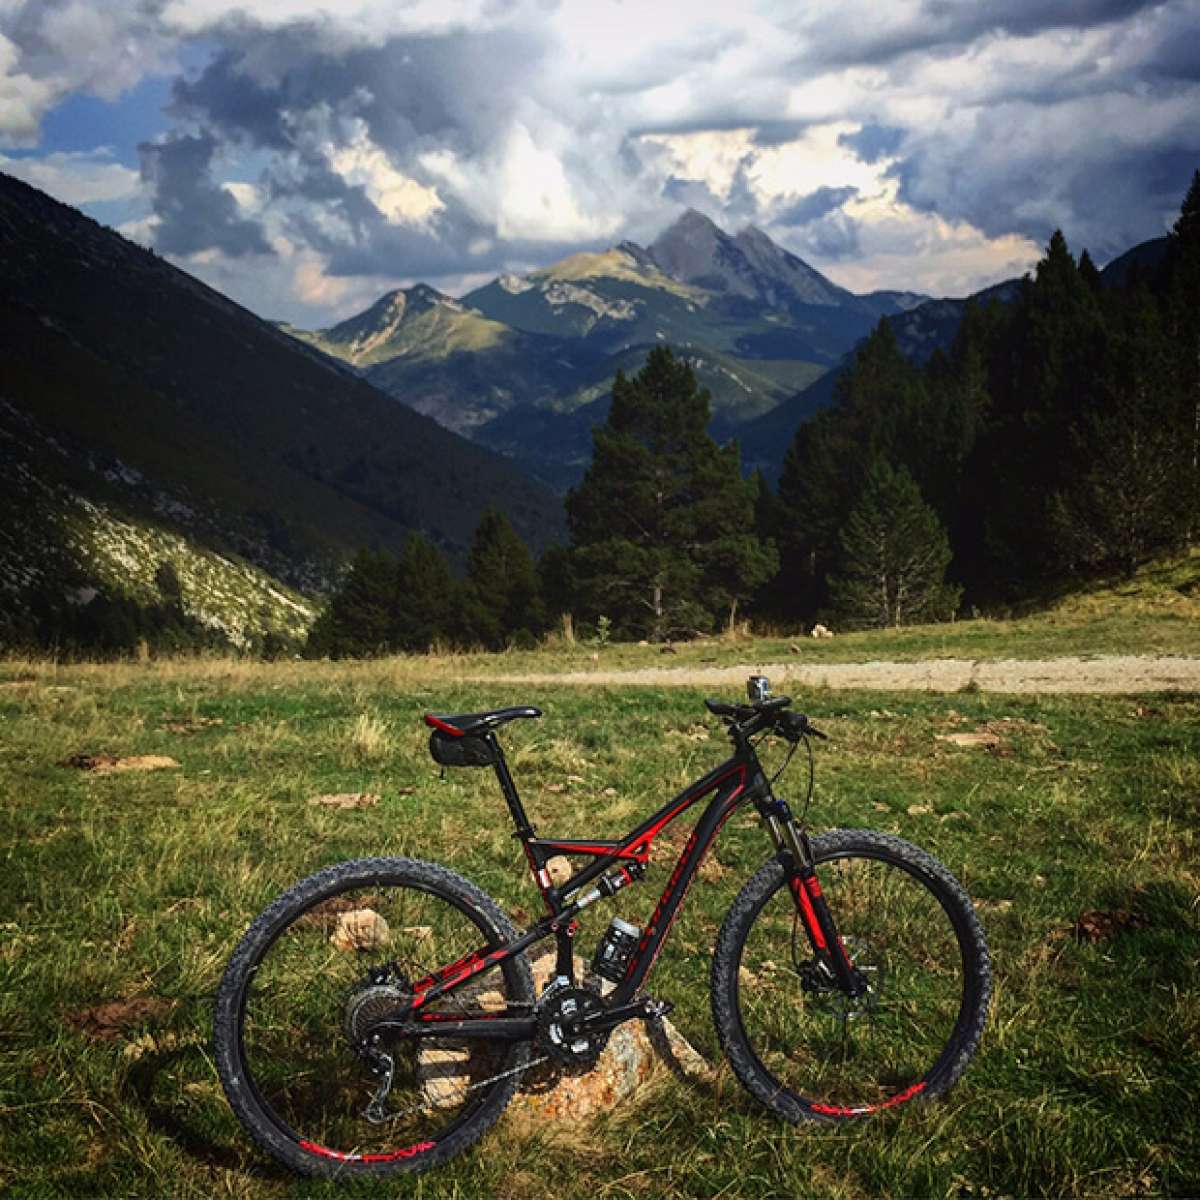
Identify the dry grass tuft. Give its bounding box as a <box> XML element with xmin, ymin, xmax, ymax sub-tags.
<box><xmin>343</xmin><ymin>711</ymin><xmax>394</xmax><ymax>764</ymax></box>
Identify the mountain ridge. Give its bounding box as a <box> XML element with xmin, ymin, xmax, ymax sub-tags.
<box><xmin>287</xmin><ymin>210</ymin><xmax>929</xmax><ymax>490</ymax></box>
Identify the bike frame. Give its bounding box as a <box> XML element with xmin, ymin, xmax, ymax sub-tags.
<box><xmin>397</xmin><ymin>716</ymin><xmax>859</xmax><ymax>1044</ymax></box>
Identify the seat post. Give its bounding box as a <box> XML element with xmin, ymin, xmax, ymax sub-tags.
<box><xmin>487</xmin><ymin>735</ymin><xmax>536</xmax><ymax>841</ymax></box>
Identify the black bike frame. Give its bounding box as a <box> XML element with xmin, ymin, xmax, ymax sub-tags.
<box><xmin>390</xmin><ymin>711</ymin><xmax>863</xmax><ymax>1048</ymax></box>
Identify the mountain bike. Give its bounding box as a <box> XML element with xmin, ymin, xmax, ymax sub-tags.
<box><xmin>214</xmin><ymin>677</ymin><xmax>991</xmax><ymax>1178</ymax></box>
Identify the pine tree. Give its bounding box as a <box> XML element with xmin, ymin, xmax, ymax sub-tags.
<box><xmin>305</xmin><ymin>549</ymin><xmax>400</xmax><ymax>658</ymax></box>
<box><xmin>566</xmin><ymin>347</ymin><xmax>774</xmax><ymax>640</ymax></box>
<box><xmin>1051</xmin><ymin>285</ymin><xmax>1190</xmax><ymax>573</ymax></box>
<box><xmin>391</xmin><ymin>534</ymin><xmax>461</xmax><ymax>652</ymax></box>
<box><xmin>966</xmin><ymin>230</ymin><xmax>1105</xmax><ymax>592</ymax></box>
<box><xmin>462</xmin><ymin>509</ymin><xmax>545</xmax><ymax>649</ymax></box>
<box><xmin>1166</xmin><ymin>169</ymin><xmax>1200</xmax><ymax>528</ymax></box>
<box><xmin>828</xmin><ymin>463</ymin><xmax>958</xmax><ymax>629</ymax></box>
<box><xmin>776</xmin><ymin>320</ymin><xmax>929</xmax><ymax>619</ymax></box>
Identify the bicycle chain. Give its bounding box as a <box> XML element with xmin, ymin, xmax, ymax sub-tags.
<box><xmin>365</xmin><ymin>1051</ymin><xmax>551</xmax><ymax>1125</ymax></box>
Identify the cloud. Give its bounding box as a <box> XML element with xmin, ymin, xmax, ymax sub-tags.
<box><xmin>3</xmin><ymin>0</ymin><xmax>1198</xmax><ymax>317</ymax></box>
<box><xmin>139</xmin><ymin>130</ymin><xmax>272</xmax><ymax>256</ymax></box>
<box><xmin>0</xmin><ymin>147</ymin><xmax>140</xmax><ymax>202</ymax></box>
<box><xmin>0</xmin><ymin>1</ymin><xmax>176</xmax><ymax>144</ymax></box>
<box><xmin>775</xmin><ymin>185</ymin><xmax>860</xmax><ymax>227</ymax></box>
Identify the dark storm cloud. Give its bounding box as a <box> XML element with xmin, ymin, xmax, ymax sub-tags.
<box><xmin>808</xmin><ymin>0</ymin><xmax>1168</xmax><ymax>67</ymax></box>
<box><xmin>776</xmin><ymin>186</ymin><xmax>859</xmax><ymax>227</ymax></box>
<box><xmin>139</xmin><ymin>130</ymin><xmax>271</xmax><ymax>256</ymax></box>
<box><xmin>838</xmin><ymin>124</ymin><xmax>905</xmax><ymax>165</ymax></box>
<box><xmin>154</xmin><ymin>20</ymin><xmax>569</xmax><ymax>278</ymax></box>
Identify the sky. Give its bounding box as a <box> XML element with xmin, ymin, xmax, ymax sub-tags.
<box><xmin>2</xmin><ymin>0</ymin><xmax>1198</xmax><ymax>327</ymax></box>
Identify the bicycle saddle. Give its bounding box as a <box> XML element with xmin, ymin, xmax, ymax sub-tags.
<box><xmin>424</xmin><ymin>706</ymin><xmax>542</xmax><ymax>738</ymax></box>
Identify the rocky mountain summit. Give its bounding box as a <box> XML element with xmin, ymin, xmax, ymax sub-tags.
<box><xmin>290</xmin><ymin>210</ymin><xmax>932</xmax><ymax>490</ymax></box>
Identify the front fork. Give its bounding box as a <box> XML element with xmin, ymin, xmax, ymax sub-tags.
<box><xmin>760</xmin><ymin>802</ymin><xmax>868</xmax><ymax>999</ymax></box>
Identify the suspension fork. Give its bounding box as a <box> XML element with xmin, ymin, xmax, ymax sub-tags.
<box><xmin>759</xmin><ymin>801</ymin><xmax>867</xmax><ymax>998</ymax></box>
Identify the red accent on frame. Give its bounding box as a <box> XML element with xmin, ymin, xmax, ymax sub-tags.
<box><xmin>423</xmin><ymin>714</ymin><xmax>464</xmax><ymax>737</ymax></box>
<box><xmin>300</xmin><ymin>1138</ymin><xmax>436</xmax><ymax>1162</ymax></box>
<box><xmin>789</xmin><ymin>877</ymin><xmax>828</xmax><ymax>951</ymax></box>
<box><xmin>808</xmin><ymin>1079</ymin><xmax>927</xmax><ymax>1118</ymax></box>
<box><xmin>536</xmin><ymin>840</ymin><xmax>644</xmax><ymax>861</ymax></box>
<box><xmin>628</xmin><ymin>780</ymin><xmax>745</xmax><ymax>979</ymax></box>
<box><xmin>410</xmin><ymin>944</ymin><xmax>510</xmax><ymax>1009</ymax></box>
<box><xmin>537</xmin><ymin>764</ymin><xmax>748</xmax><ymax>871</ymax></box>
<box><xmin>416</xmin><ymin>1009</ymin><xmax>506</xmax><ymax>1022</ymax></box>
<box><xmin>521</xmin><ymin>840</ymin><xmax>555</xmax><ymax>912</ymax></box>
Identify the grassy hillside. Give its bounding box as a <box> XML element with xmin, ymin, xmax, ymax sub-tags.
<box><xmin>0</xmin><ymin>171</ymin><xmax>565</xmax><ymax>644</ymax></box>
<box><xmin>1</xmin><ymin>656</ymin><xmax>1195</xmax><ymax>1197</ymax></box>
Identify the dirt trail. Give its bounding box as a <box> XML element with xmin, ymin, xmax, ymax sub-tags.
<box><xmin>472</xmin><ymin>654</ymin><xmax>1200</xmax><ymax>695</ymax></box>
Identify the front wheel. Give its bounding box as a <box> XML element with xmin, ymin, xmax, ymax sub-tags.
<box><xmin>214</xmin><ymin>857</ymin><xmax>534</xmax><ymax>1178</ymax></box>
<box><xmin>711</xmin><ymin>830</ymin><xmax>991</xmax><ymax>1121</ymax></box>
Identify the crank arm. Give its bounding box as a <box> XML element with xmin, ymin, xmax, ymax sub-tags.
<box><xmin>579</xmin><ymin>996</ymin><xmax>673</xmax><ymax>1036</ymax></box>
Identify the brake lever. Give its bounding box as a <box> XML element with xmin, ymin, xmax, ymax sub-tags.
<box><xmin>789</xmin><ymin>713</ymin><xmax>829</xmax><ymax>741</ymax></box>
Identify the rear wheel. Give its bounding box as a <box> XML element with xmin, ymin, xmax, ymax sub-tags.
<box><xmin>712</xmin><ymin>830</ymin><xmax>990</xmax><ymax>1121</ymax></box>
<box><xmin>214</xmin><ymin>857</ymin><xmax>534</xmax><ymax>1177</ymax></box>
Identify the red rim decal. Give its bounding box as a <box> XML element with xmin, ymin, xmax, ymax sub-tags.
<box><xmin>809</xmin><ymin>1080</ymin><xmax>927</xmax><ymax>1118</ymax></box>
<box><xmin>299</xmin><ymin>1138</ymin><xmax>436</xmax><ymax>1162</ymax></box>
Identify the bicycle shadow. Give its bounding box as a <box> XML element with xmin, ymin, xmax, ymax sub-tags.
<box><xmin>122</xmin><ymin>1037</ymin><xmax>284</xmax><ymax>1183</ymax></box>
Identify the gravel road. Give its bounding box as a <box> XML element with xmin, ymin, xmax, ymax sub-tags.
<box><xmin>475</xmin><ymin>654</ymin><xmax>1200</xmax><ymax>694</ymax></box>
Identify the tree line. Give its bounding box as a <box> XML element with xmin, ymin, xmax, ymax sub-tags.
<box><xmin>767</xmin><ymin>170</ymin><xmax>1200</xmax><ymax>624</ymax></box>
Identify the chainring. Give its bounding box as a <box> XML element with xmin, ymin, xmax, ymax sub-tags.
<box><xmin>535</xmin><ymin>986</ymin><xmax>608</xmax><ymax>1066</ymax></box>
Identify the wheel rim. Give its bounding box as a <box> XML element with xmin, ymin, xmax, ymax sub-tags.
<box><xmin>234</xmin><ymin>880</ymin><xmax>525</xmax><ymax>1161</ymax></box>
<box><xmin>735</xmin><ymin>852</ymin><xmax>973</xmax><ymax>1116</ymax></box>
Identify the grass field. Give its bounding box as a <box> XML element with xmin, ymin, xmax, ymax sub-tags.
<box><xmin>1</xmin><ymin>649</ymin><xmax>1197</xmax><ymax>1198</ymax></box>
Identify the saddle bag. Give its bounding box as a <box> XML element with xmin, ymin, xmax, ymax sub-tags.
<box><xmin>428</xmin><ymin>730</ymin><xmax>497</xmax><ymax>768</ymax></box>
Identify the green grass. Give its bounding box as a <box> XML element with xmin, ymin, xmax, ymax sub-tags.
<box><xmin>1</xmin><ymin>657</ymin><xmax>1197</xmax><ymax>1197</ymax></box>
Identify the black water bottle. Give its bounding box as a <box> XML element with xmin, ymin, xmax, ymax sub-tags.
<box><xmin>591</xmin><ymin>916</ymin><xmax>641</xmax><ymax>983</ymax></box>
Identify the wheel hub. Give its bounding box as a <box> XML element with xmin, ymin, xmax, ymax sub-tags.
<box><xmin>343</xmin><ymin>981</ymin><xmax>409</xmax><ymax>1045</ymax></box>
<box><xmin>797</xmin><ymin>938</ymin><xmax>884</xmax><ymax>1020</ymax></box>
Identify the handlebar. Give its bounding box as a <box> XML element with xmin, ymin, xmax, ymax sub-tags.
<box><xmin>703</xmin><ymin>695</ymin><xmax>827</xmax><ymax>741</ymax></box>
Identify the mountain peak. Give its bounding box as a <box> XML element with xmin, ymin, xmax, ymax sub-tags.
<box><xmin>672</xmin><ymin>207</ymin><xmax>722</xmax><ymax>232</ymax></box>
<box><xmin>646</xmin><ymin>209</ymin><xmax>857</xmax><ymax>310</ymax></box>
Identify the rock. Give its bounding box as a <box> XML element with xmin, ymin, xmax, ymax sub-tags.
<box><xmin>789</xmin><ymin>643</ymin><xmax>802</xmax><ymax>654</ymax></box>
<box><xmin>309</xmin><ymin>792</ymin><xmax>381</xmax><ymax>809</ymax></box>
<box><xmin>660</xmin><ymin>644</ymin><xmax>678</xmax><ymax>655</ymax></box>
<box><xmin>935</xmin><ymin>731</ymin><xmax>1001</xmax><ymax>749</ymax></box>
<box><xmin>67</xmin><ymin>996</ymin><xmax>175</xmax><ymax>1041</ymax></box>
<box><xmin>810</xmin><ymin>624</ymin><xmax>834</xmax><ymax>639</ymax></box>
<box><xmin>329</xmin><ymin>908</ymin><xmax>390</xmax><ymax>951</ymax></box>
<box><xmin>546</xmin><ymin>856</ymin><xmax>572</xmax><ymax>885</ymax></box>
<box><xmin>417</xmin><ymin>949</ymin><xmax>711</xmax><ymax>1123</ymax></box>
<box><xmin>58</xmin><ymin>753</ymin><xmax>180</xmax><ymax>773</ymax></box>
